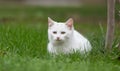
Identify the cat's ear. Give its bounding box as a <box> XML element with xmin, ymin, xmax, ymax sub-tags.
<box><xmin>66</xmin><ymin>18</ymin><xmax>73</xmax><ymax>29</ymax></box>
<box><xmin>48</xmin><ymin>17</ymin><xmax>55</xmax><ymax>27</ymax></box>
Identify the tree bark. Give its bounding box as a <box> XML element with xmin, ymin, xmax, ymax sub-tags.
<box><xmin>105</xmin><ymin>0</ymin><xmax>115</xmax><ymax>51</ymax></box>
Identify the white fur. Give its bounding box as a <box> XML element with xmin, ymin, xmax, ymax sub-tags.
<box><xmin>47</xmin><ymin>17</ymin><xmax>92</xmax><ymax>55</ymax></box>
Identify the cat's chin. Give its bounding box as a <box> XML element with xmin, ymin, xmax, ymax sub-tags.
<box><xmin>55</xmin><ymin>40</ymin><xmax>63</xmax><ymax>42</ymax></box>
<box><xmin>53</xmin><ymin>40</ymin><xmax>64</xmax><ymax>44</ymax></box>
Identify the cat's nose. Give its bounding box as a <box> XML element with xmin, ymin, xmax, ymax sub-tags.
<box><xmin>56</xmin><ymin>37</ymin><xmax>60</xmax><ymax>40</ymax></box>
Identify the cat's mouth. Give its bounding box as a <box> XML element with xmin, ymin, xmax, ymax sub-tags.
<box><xmin>55</xmin><ymin>39</ymin><xmax>62</xmax><ymax>41</ymax></box>
<box><xmin>55</xmin><ymin>37</ymin><xmax>62</xmax><ymax>41</ymax></box>
<box><xmin>55</xmin><ymin>38</ymin><xmax>64</xmax><ymax>42</ymax></box>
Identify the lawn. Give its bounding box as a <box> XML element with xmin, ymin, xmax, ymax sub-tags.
<box><xmin>0</xmin><ymin>5</ymin><xmax>120</xmax><ymax>71</ymax></box>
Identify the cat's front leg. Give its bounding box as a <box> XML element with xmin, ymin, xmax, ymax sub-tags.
<box><xmin>47</xmin><ymin>43</ymin><xmax>57</xmax><ymax>54</ymax></box>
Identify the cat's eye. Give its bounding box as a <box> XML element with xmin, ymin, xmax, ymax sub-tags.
<box><xmin>61</xmin><ymin>31</ymin><xmax>66</xmax><ymax>34</ymax></box>
<box><xmin>53</xmin><ymin>31</ymin><xmax>57</xmax><ymax>34</ymax></box>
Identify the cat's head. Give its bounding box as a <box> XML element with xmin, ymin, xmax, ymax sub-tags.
<box><xmin>48</xmin><ymin>17</ymin><xmax>74</xmax><ymax>42</ymax></box>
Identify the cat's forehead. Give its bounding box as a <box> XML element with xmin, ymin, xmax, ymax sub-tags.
<box><xmin>54</xmin><ymin>22</ymin><xmax>65</xmax><ymax>26</ymax></box>
<box><xmin>51</xmin><ymin>22</ymin><xmax>67</xmax><ymax>29</ymax></box>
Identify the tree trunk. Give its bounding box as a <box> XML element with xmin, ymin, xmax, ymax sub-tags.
<box><xmin>105</xmin><ymin>0</ymin><xmax>115</xmax><ymax>51</ymax></box>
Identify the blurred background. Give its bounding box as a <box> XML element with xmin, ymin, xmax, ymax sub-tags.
<box><xmin>0</xmin><ymin>0</ymin><xmax>107</xmax><ymax>6</ymax></box>
<box><xmin>0</xmin><ymin>0</ymin><xmax>119</xmax><ymax>35</ymax></box>
<box><xmin>0</xmin><ymin>0</ymin><xmax>120</xmax><ymax>23</ymax></box>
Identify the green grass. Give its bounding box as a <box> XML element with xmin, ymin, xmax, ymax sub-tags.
<box><xmin>0</xmin><ymin>6</ymin><xmax>120</xmax><ymax>71</ymax></box>
<box><xmin>0</xmin><ymin>23</ymin><xmax>120</xmax><ymax>71</ymax></box>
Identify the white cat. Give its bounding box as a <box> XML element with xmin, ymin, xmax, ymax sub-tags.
<box><xmin>47</xmin><ymin>17</ymin><xmax>92</xmax><ymax>55</ymax></box>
